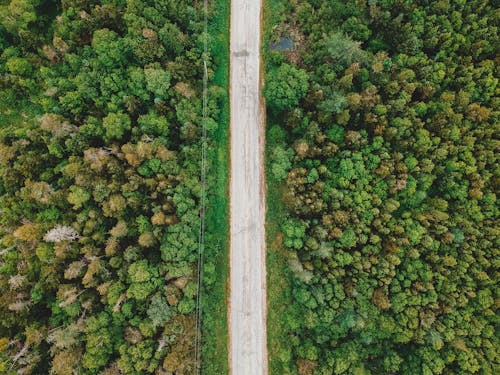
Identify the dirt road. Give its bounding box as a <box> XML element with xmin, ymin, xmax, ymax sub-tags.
<box><xmin>229</xmin><ymin>0</ymin><xmax>267</xmax><ymax>374</ymax></box>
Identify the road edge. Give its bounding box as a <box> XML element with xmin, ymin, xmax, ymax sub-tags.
<box><xmin>259</xmin><ymin>1</ymin><xmax>269</xmax><ymax>374</ymax></box>
<box><xmin>226</xmin><ymin>0</ymin><xmax>233</xmax><ymax>372</ymax></box>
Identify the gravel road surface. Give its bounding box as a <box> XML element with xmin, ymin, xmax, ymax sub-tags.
<box><xmin>229</xmin><ymin>0</ymin><xmax>267</xmax><ymax>374</ymax></box>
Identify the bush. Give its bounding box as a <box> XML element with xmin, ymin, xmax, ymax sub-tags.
<box><xmin>264</xmin><ymin>64</ymin><xmax>308</xmax><ymax>112</ymax></box>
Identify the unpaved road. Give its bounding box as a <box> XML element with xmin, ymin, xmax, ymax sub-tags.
<box><xmin>229</xmin><ymin>0</ymin><xmax>267</xmax><ymax>374</ymax></box>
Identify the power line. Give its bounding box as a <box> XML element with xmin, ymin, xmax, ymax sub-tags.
<box><xmin>194</xmin><ymin>0</ymin><xmax>209</xmax><ymax>372</ymax></box>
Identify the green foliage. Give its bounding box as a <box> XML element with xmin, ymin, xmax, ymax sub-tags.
<box><xmin>127</xmin><ymin>261</ymin><xmax>163</xmax><ymax>301</ymax></box>
<box><xmin>318</xmin><ymin>90</ymin><xmax>348</xmax><ymax>114</ymax></box>
<box><xmin>265</xmin><ymin>0</ymin><xmax>499</xmax><ymax>373</ymax></box>
<box><xmin>177</xmin><ymin>298</ymin><xmax>195</xmax><ymax>314</ymax></box>
<box><xmin>103</xmin><ymin>112</ymin><xmax>131</xmax><ymax>142</ymax></box>
<box><xmin>0</xmin><ymin>0</ymin><xmax>37</xmax><ymax>35</ymax></box>
<box><xmin>6</xmin><ymin>57</ymin><xmax>32</xmax><ymax>76</ymax></box>
<box><xmin>147</xmin><ymin>294</ymin><xmax>172</xmax><ymax>328</ymax></box>
<box><xmin>83</xmin><ymin>313</ymin><xmax>119</xmax><ymax>372</ymax></box>
<box><xmin>117</xmin><ymin>340</ymin><xmax>159</xmax><ymax>373</ymax></box>
<box><xmin>138</xmin><ymin>111</ymin><xmax>168</xmax><ymax>136</ymax></box>
<box><xmin>270</xmin><ymin>146</ymin><xmax>293</xmax><ymax>181</ymax></box>
<box><xmin>282</xmin><ymin>218</ymin><xmax>307</xmax><ymax>250</ymax></box>
<box><xmin>264</xmin><ymin>63</ymin><xmax>308</xmax><ymax>112</ymax></box>
<box><xmin>145</xmin><ymin>67</ymin><xmax>171</xmax><ymax>99</ymax></box>
<box><xmin>337</xmin><ymin>228</ymin><xmax>356</xmax><ymax>249</ymax></box>
<box><xmin>326</xmin><ymin>124</ymin><xmax>345</xmax><ymax>145</ymax></box>
<box><xmin>137</xmin><ymin>158</ymin><xmax>162</xmax><ymax>177</ymax></box>
<box><xmin>201</xmin><ymin>0</ymin><xmax>230</xmax><ymax>371</ymax></box>
<box><xmin>67</xmin><ymin>186</ymin><xmax>90</xmax><ymax>210</ymax></box>
<box><xmin>327</xmin><ymin>32</ymin><xmax>370</xmax><ymax>67</ymax></box>
<box><xmin>92</xmin><ymin>28</ymin><xmax>128</xmax><ymax>68</ymax></box>
<box><xmin>0</xmin><ymin>0</ymin><xmax>217</xmax><ymax>373</ymax></box>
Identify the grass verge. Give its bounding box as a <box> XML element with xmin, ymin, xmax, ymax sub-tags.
<box><xmin>263</xmin><ymin>0</ymin><xmax>297</xmax><ymax>373</ymax></box>
<box><xmin>201</xmin><ymin>0</ymin><xmax>230</xmax><ymax>373</ymax></box>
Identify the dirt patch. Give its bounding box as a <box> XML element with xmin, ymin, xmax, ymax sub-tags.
<box><xmin>271</xmin><ymin>232</ymin><xmax>283</xmax><ymax>250</ymax></box>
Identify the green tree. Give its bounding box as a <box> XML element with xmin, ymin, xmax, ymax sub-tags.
<box><xmin>127</xmin><ymin>260</ymin><xmax>163</xmax><ymax>301</ymax></box>
<box><xmin>145</xmin><ymin>67</ymin><xmax>171</xmax><ymax>99</ymax></box>
<box><xmin>103</xmin><ymin>112</ymin><xmax>131</xmax><ymax>142</ymax></box>
<box><xmin>83</xmin><ymin>313</ymin><xmax>117</xmax><ymax>372</ymax></box>
<box><xmin>67</xmin><ymin>186</ymin><xmax>90</xmax><ymax>210</ymax></box>
<box><xmin>326</xmin><ymin>32</ymin><xmax>370</xmax><ymax>67</ymax></box>
<box><xmin>264</xmin><ymin>64</ymin><xmax>308</xmax><ymax>112</ymax></box>
<box><xmin>137</xmin><ymin>111</ymin><xmax>168</xmax><ymax>136</ymax></box>
<box><xmin>147</xmin><ymin>294</ymin><xmax>172</xmax><ymax>329</ymax></box>
<box><xmin>0</xmin><ymin>0</ymin><xmax>37</xmax><ymax>35</ymax></box>
<box><xmin>270</xmin><ymin>146</ymin><xmax>292</xmax><ymax>181</ymax></box>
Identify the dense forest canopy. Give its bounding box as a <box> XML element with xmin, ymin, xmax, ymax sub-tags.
<box><xmin>0</xmin><ymin>0</ymin><xmax>498</xmax><ymax>373</ymax></box>
<box><xmin>265</xmin><ymin>0</ymin><xmax>498</xmax><ymax>374</ymax></box>
<box><xmin>0</xmin><ymin>0</ymin><xmax>224</xmax><ymax>373</ymax></box>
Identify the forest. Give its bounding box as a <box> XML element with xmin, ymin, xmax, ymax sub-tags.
<box><xmin>0</xmin><ymin>0</ymin><xmax>228</xmax><ymax>373</ymax></box>
<box><xmin>1</xmin><ymin>0</ymin><xmax>498</xmax><ymax>374</ymax></box>
<box><xmin>264</xmin><ymin>0</ymin><xmax>498</xmax><ymax>374</ymax></box>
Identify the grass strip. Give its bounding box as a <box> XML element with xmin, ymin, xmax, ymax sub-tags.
<box><xmin>262</xmin><ymin>0</ymin><xmax>297</xmax><ymax>373</ymax></box>
<box><xmin>201</xmin><ymin>0</ymin><xmax>230</xmax><ymax>373</ymax></box>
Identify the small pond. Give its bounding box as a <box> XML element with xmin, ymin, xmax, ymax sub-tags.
<box><xmin>270</xmin><ymin>37</ymin><xmax>294</xmax><ymax>51</ymax></box>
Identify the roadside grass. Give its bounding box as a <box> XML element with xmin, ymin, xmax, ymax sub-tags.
<box><xmin>201</xmin><ymin>0</ymin><xmax>230</xmax><ymax>373</ymax></box>
<box><xmin>265</xmin><ymin>175</ymin><xmax>296</xmax><ymax>374</ymax></box>
<box><xmin>263</xmin><ymin>0</ymin><xmax>297</xmax><ymax>373</ymax></box>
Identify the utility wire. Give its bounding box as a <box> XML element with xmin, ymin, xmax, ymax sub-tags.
<box><xmin>194</xmin><ymin>0</ymin><xmax>209</xmax><ymax>372</ymax></box>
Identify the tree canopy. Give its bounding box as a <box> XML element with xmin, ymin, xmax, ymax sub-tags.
<box><xmin>0</xmin><ymin>0</ymin><xmax>224</xmax><ymax>373</ymax></box>
<box><xmin>265</xmin><ymin>0</ymin><xmax>499</xmax><ymax>373</ymax></box>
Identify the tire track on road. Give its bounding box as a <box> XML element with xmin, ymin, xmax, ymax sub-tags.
<box><xmin>229</xmin><ymin>0</ymin><xmax>267</xmax><ymax>373</ymax></box>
